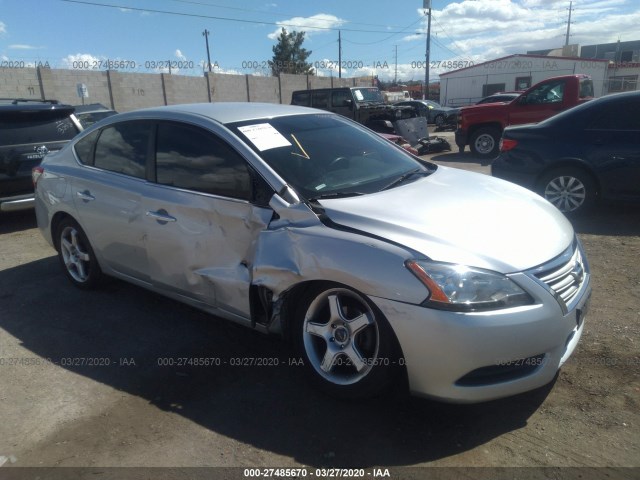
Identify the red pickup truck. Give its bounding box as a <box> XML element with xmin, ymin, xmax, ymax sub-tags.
<box><xmin>455</xmin><ymin>74</ymin><xmax>595</xmax><ymax>159</ymax></box>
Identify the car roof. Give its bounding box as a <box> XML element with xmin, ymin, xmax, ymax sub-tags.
<box><xmin>111</xmin><ymin>102</ymin><xmax>326</xmax><ymax>125</ymax></box>
<box><xmin>0</xmin><ymin>98</ymin><xmax>74</xmax><ymax>114</ymax></box>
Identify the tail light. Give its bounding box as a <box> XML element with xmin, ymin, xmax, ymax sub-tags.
<box><xmin>32</xmin><ymin>166</ymin><xmax>44</xmax><ymax>188</ymax></box>
<box><xmin>500</xmin><ymin>138</ymin><xmax>518</xmax><ymax>152</ymax></box>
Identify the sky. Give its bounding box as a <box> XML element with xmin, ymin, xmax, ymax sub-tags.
<box><xmin>0</xmin><ymin>0</ymin><xmax>638</xmax><ymax>82</ymax></box>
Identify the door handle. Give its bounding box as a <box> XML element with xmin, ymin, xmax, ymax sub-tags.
<box><xmin>146</xmin><ymin>209</ymin><xmax>177</xmax><ymax>223</ymax></box>
<box><xmin>76</xmin><ymin>190</ymin><xmax>95</xmax><ymax>201</ymax></box>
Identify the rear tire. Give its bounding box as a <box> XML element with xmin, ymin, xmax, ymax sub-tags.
<box><xmin>470</xmin><ymin>127</ymin><xmax>501</xmax><ymax>159</ymax></box>
<box><xmin>537</xmin><ymin>168</ymin><xmax>597</xmax><ymax>215</ymax></box>
<box><xmin>293</xmin><ymin>283</ymin><xmax>401</xmax><ymax>399</ymax></box>
<box><xmin>56</xmin><ymin>218</ymin><xmax>103</xmax><ymax>289</ymax></box>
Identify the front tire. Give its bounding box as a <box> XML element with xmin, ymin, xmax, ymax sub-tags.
<box><xmin>294</xmin><ymin>284</ymin><xmax>400</xmax><ymax>399</ymax></box>
<box><xmin>56</xmin><ymin>218</ymin><xmax>103</xmax><ymax>289</ymax></box>
<box><xmin>470</xmin><ymin>127</ymin><xmax>501</xmax><ymax>159</ymax></box>
<box><xmin>537</xmin><ymin>167</ymin><xmax>597</xmax><ymax>215</ymax></box>
<box><xmin>434</xmin><ymin>114</ymin><xmax>445</xmax><ymax>127</ymax></box>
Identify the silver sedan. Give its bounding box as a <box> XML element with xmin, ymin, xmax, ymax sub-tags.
<box><xmin>34</xmin><ymin>103</ymin><xmax>591</xmax><ymax>402</ymax></box>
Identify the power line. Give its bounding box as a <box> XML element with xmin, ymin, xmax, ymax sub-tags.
<box><xmin>60</xmin><ymin>0</ymin><xmax>420</xmax><ymax>35</ymax></box>
<box><xmin>342</xmin><ymin>17</ymin><xmax>424</xmax><ymax>45</ymax></box>
<box><xmin>166</xmin><ymin>0</ymin><xmax>404</xmax><ymax>29</ymax></box>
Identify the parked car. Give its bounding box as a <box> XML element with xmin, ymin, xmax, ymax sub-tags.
<box><xmin>394</xmin><ymin>100</ymin><xmax>458</xmax><ymax>128</ymax></box>
<box><xmin>34</xmin><ymin>103</ymin><xmax>591</xmax><ymax>403</ymax></box>
<box><xmin>71</xmin><ymin>103</ymin><xmax>117</xmax><ymax>129</ymax></box>
<box><xmin>457</xmin><ymin>75</ymin><xmax>594</xmax><ymax>159</ymax></box>
<box><xmin>492</xmin><ymin>90</ymin><xmax>640</xmax><ymax>215</ymax></box>
<box><xmin>291</xmin><ymin>87</ymin><xmax>428</xmax><ymax>147</ymax></box>
<box><xmin>475</xmin><ymin>92</ymin><xmax>521</xmax><ymax>105</ymax></box>
<box><xmin>0</xmin><ymin>99</ymin><xmax>80</xmax><ymax>212</ymax></box>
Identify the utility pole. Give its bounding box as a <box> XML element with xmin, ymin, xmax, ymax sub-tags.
<box><xmin>202</xmin><ymin>29</ymin><xmax>212</xmax><ymax>72</ymax></box>
<box><xmin>565</xmin><ymin>1</ymin><xmax>573</xmax><ymax>46</ymax></box>
<box><xmin>423</xmin><ymin>0</ymin><xmax>432</xmax><ymax>100</ymax></box>
<box><xmin>338</xmin><ymin>30</ymin><xmax>342</xmax><ymax>78</ymax></box>
<box><xmin>394</xmin><ymin>45</ymin><xmax>398</xmax><ymax>84</ymax></box>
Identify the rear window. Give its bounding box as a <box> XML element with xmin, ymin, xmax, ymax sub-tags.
<box><xmin>0</xmin><ymin>112</ymin><xmax>79</xmax><ymax>145</ymax></box>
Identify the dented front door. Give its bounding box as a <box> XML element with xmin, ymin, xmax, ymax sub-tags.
<box><xmin>143</xmin><ymin>185</ymin><xmax>271</xmax><ymax>320</ymax></box>
<box><xmin>142</xmin><ymin>121</ymin><xmax>272</xmax><ymax>320</ymax></box>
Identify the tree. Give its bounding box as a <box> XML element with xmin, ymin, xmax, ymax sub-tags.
<box><xmin>269</xmin><ymin>28</ymin><xmax>314</xmax><ymax>76</ymax></box>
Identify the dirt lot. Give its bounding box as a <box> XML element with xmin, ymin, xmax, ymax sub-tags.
<box><xmin>0</xmin><ymin>144</ymin><xmax>638</xmax><ymax>479</ymax></box>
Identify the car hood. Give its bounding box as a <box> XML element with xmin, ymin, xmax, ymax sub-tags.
<box><xmin>317</xmin><ymin>166</ymin><xmax>574</xmax><ymax>273</ymax></box>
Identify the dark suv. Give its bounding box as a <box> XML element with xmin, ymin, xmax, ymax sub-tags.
<box><xmin>291</xmin><ymin>87</ymin><xmax>418</xmax><ymax>135</ymax></box>
<box><xmin>0</xmin><ymin>99</ymin><xmax>82</xmax><ymax>212</ymax></box>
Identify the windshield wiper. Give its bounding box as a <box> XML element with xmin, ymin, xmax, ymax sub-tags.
<box><xmin>381</xmin><ymin>168</ymin><xmax>431</xmax><ymax>191</ymax></box>
<box><xmin>308</xmin><ymin>191</ymin><xmax>366</xmax><ymax>202</ymax></box>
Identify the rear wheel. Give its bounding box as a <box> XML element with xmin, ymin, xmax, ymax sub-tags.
<box><xmin>56</xmin><ymin>218</ymin><xmax>103</xmax><ymax>289</ymax></box>
<box><xmin>470</xmin><ymin>127</ymin><xmax>501</xmax><ymax>159</ymax></box>
<box><xmin>537</xmin><ymin>167</ymin><xmax>597</xmax><ymax>215</ymax></box>
<box><xmin>294</xmin><ymin>284</ymin><xmax>401</xmax><ymax>399</ymax></box>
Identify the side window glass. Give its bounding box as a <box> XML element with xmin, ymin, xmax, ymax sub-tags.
<box><xmin>332</xmin><ymin>90</ymin><xmax>351</xmax><ymax>107</ymax></box>
<box><xmin>292</xmin><ymin>92</ymin><xmax>310</xmax><ymax>106</ymax></box>
<box><xmin>312</xmin><ymin>92</ymin><xmax>329</xmax><ymax>109</ymax></box>
<box><xmin>587</xmin><ymin>102</ymin><xmax>640</xmax><ymax>130</ymax></box>
<box><xmin>94</xmin><ymin>121</ymin><xmax>151</xmax><ymax>178</ymax></box>
<box><xmin>156</xmin><ymin>122</ymin><xmax>251</xmax><ymax>200</ymax></box>
<box><xmin>73</xmin><ymin>130</ymin><xmax>100</xmax><ymax>165</ymax></box>
<box><xmin>524</xmin><ymin>81</ymin><xmax>564</xmax><ymax>104</ymax></box>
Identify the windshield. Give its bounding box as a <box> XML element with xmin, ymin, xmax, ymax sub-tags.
<box><xmin>228</xmin><ymin>114</ymin><xmax>431</xmax><ymax>200</ymax></box>
<box><xmin>352</xmin><ymin>88</ymin><xmax>384</xmax><ymax>103</ymax></box>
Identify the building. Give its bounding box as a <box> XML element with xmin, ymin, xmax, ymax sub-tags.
<box><xmin>438</xmin><ymin>54</ymin><xmax>609</xmax><ymax>107</ymax></box>
<box><xmin>580</xmin><ymin>40</ymin><xmax>640</xmax><ymax>93</ymax></box>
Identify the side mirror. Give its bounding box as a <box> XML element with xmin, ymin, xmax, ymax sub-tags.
<box><xmin>344</xmin><ymin>99</ymin><xmax>353</xmax><ymax>109</ymax></box>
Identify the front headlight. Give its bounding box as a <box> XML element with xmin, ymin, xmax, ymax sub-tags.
<box><xmin>406</xmin><ymin>260</ymin><xmax>533</xmax><ymax>311</ymax></box>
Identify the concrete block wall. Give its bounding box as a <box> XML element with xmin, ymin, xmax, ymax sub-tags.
<box><xmin>162</xmin><ymin>74</ymin><xmax>209</xmax><ymax>105</ymax></box>
<box><xmin>209</xmin><ymin>73</ymin><xmax>249</xmax><ymax>102</ymax></box>
<box><xmin>247</xmin><ymin>75</ymin><xmax>280</xmax><ymax>103</ymax></box>
<box><xmin>0</xmin><ymin>67</ymin><xmax>374</xmax><ymax>111</ymax></box>
<box><xmin>109</xmin><ymin>71</ymin><xmax>165</xmax><ymax>112</ymax></box>
<box><xmin>41</xmin><ymin>68</ymin><xmax>112</xmax><ymax>107</ymax></box>
<box><xmin>279</xmin><ymin>73</ymin><xmax>309</xmax><ymax>105</ymax></box>
<box><xmin>0</xmin><ymin>67</ymin><xmax>41</xmax><ymax>99</ymax></box>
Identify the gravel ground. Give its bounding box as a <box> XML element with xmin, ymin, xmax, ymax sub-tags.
<box><xmin>0</xmin><ymin>139</ymin><xmax>638</xmax><ymax>479</ymax></box>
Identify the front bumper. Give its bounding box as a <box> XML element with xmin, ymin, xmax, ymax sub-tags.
<box><xmin>454</xmin><ymin>129</ymin><xmax>467</xmax><ymax>149</ymax></box>
<box><xmin>370</xmin><ymin>250</ymin><xmax>591</xmax><ymax>403</ymax></box>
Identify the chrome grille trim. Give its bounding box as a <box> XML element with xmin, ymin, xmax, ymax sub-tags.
<box><xmin>526</xmin><ymin>239</ymin><xmax>590</xmax><ymax>314</ymax></box>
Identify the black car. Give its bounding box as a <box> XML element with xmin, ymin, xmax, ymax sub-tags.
<box><xmin>394</xmin><ymin>100</ymin><xmax>458</xmax><ymax>128</ymax></box>
<box><xmin>492</xmin><ymin>91</ymin><xmax>640</xmax><ymax>215</ymax></box>
<box><xmin>0</xmin><ymin>99</ymin><xmax>81</xmax><ymax>212</ymax></box>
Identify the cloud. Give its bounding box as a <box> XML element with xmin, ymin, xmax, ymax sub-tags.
<box><xmin>175</xmin><ymin>49</ymin><xmax>187</xmax><ymax>61</ymax></box>
<box><xmin>399</xmin><ymin>0</ymin><xmax>640</xmax><ymax>71</ymax></box>
<box><xmin>61</xmin><ymin>53</ymin><xmax>106</xmax><ymax>69</ymax></box>
<box><xmin>0</xmin><ymin>21</ymin><xmax>6</xmax><ymax>35</ymax></box>
<box><xmin>8</xmin><ymin>44</ymin><xmax>41</xmax><ymax>50</ymax></box>
<box><xmin>267</xmin><ymin>14</ymin><xmax>346</xmax><ymax>39</ymax></box>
